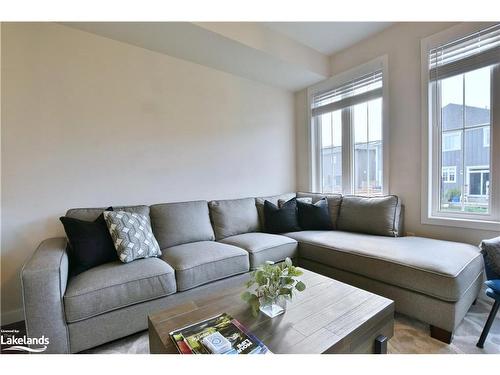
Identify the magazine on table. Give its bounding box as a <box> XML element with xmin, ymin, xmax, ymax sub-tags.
<box><xmin>169</xmin><ymin>313</ymin><xmax>271</xmax><ymax>354</ymax></box>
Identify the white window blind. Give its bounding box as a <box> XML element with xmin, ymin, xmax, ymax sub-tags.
<box><xmin>311</xmin><ymin>70</ymin><xmax>383</xmax><ymax>117</ymax></box>
<box><xmin>429</xmin><ymin>23</ymin><xmax>500</xmax><ymax>81</ymax></box>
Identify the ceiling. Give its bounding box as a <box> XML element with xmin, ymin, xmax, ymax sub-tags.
<box><xmin>264</xmin><ymin>22</ymin><xmax>393</xmax><ymax>55</ymax></box>
<box><xmin>62</xmin><ymin>22</ymin><xmax>393</xmax><ymax>91</ymax></box>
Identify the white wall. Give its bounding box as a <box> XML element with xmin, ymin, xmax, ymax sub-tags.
<box><xmin>1</xmin><ymin>23</ymin><xmax>296</xmax><ymax>323</ymax></box>
<box><xmin>295</xmin><ymin>22</ymin><xmax>500</xmax><ymax>244</ymax></box>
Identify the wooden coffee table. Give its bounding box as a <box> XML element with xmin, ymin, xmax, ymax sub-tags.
<box><xmin>148</xmin><ymin>269</ymin><xmax>394</xmax><ymax>354</ymax></box>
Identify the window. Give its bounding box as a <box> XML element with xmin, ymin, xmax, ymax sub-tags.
<box><xmin>484</xmin><ymin>127</ymin><xmax>490</xmax><ymax>147</ymax></box>
<box><xmin>442</xmin><ymin>131</ymin><xmax>461</xmax><ymax>152</ymax></box>
<box><xmin>309</xmin><ymin>57</ymin><xmax>388</xmax><ymax>196</ymax></box>
<box><xmin>467</xmin><ymin>166</ymin><xmax>490</xmax><ymax>197</ymax></box>
<box><xmin>442</xmin><ymin>166</ymin><xmax>457</xmax><ymax>183</ymax></box>
<box><xmin>422</xmin><ymin>23</ymin><xmax>500</xmax><ymax>230</ymax></box>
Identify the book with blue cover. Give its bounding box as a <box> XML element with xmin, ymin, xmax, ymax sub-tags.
<box><xmin>169</xmin><ymin>313</ymin><xmax>271</xmax><ymax>354</ymax></box>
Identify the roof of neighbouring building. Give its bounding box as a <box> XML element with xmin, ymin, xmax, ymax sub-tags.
<box><xmin>442</xmin><ymin>103</ymin><xmax>490</xmax><ymax>129</ymax></box>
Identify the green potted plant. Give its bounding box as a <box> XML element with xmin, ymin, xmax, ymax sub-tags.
<box><xmin>241</xmin><ymin>258</ymin><xmax>306</xmax><ymax>318</ymax></box>
<box><xmin>446</xmin><ymin>188</ymin><xmax>461</xmax><ymax>203</ymax></box>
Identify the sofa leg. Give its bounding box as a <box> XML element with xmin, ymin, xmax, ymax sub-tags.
<box><xmin>430</xmin><ymin>325</ymin><xmax>453</xmax><ymax>344</ymax></box>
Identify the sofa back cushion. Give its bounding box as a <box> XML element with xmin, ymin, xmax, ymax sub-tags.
<box><xmin>296</xmin><ymin>192</ymin><xmax>343</xmax><ymax>229</ymax></box>
<box><xmin>255</xmin><ymin>193</ymin><xmax>296</xmax><ymax>229</ymax></box>
<box><xmin>150</xmin><ymin>200</ymin><xmax>215</xmax><ymax>249</ymax></box>
<box><xmin>66</xmin><ymin>205</ymin><xmax>149</xmax><ymax>221</ymax></box>
<box><xmin>209</xmin><ymin>197</ymin><xmax>260</xmax><ymax>240</ymax></box>
<box><xmin>337</xmin><ymin>195</ymin><xmax>402</xmax><ymax>237</ymax></box>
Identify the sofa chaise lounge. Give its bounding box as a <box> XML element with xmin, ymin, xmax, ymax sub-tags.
<box><xmin>21</xmin><ymin>192</ymin><xmax>484</xmax><ymax>353</ymax></box>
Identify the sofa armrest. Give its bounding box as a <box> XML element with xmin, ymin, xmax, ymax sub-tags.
<box><xmin>21</xmin><ymin>237</ymin><xmax>71</xmax><ymax>353</ymax></box>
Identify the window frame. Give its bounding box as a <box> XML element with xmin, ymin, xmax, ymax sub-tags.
<box><xmin>307</xmin><ymin>55</ymin><xmax>389</xmax><ymax>196</ymax></box>
<box><xmin>421</xmin><ymin>22</ymin><xmax>500</xmax><ymax>231</ymax></box>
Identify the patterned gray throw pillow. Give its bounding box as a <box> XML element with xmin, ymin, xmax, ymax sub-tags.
<box><xmin>104</xmin><ymin>211</ymin><xmax>161</xmax><ymax>263</ymax></box>
<box><xmin>480</xmin><ymin>236</ymin><xmax>500</xmax><ymax>276</ymax></box>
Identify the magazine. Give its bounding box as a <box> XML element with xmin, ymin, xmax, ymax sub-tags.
<box><xmin>169</xmin><ymin>313</ymin><xmax>271</xmax><ymax>354</ymax></box>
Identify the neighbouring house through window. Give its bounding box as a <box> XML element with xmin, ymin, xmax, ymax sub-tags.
<box><xmin>442</xmin><ymin>131</ymin><xmax>461</xmax><ymax>152</ymax></box>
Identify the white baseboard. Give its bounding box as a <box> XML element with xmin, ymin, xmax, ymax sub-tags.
<box><xmin>1</xmin><ymin>308</ymin><xmax>24</xmax><ymax>326</ymax></box>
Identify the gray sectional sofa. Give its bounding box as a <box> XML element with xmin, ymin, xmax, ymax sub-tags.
<box><xmin>21</xmin><ymin>192</ymin><xmax>484</xmax><ymax>353</ymax></box>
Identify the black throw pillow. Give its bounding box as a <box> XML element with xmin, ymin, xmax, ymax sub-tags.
<box><xmin>297</xmin><ymin>198</ymin><xmax>333</xmax><ymax>230</ymax></box>
<box><xmin>264</xmin><ymin>198</ymin><xmax>301</xmax><ymax>234</ymax></box>
<box><xmin>60</xmin><ymin>207</ymin><xmax>117</xmax><ymax>276</ymax></box>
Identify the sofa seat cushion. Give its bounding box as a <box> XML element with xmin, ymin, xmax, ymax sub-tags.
<box><xmin>284</xmin><ymin>231</ymin><xmax>483</xmax><ymax>302</ymax></box>
<box><xmin>64</xmin><ymin>258</ymin><xmax>176</xmax><ymax>323</ymax></box>
<box><xmin>220</xmin><ymin>233</ymin><xmax>298</xmax><ymax>269</ymax></box>
<box><xmin>161</xmin><ymin>241</ymin><xmax>249</xmax><ymax>291</ymax></box>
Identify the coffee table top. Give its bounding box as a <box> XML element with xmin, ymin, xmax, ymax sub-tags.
<box><xmin>148</xmin><ymin>269</ymin><xmax>394</xmax><ymax>354</ymax></box>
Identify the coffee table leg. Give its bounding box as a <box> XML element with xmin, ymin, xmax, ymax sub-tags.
<box><xmin>374</xmin><ymin>335</ymin><xmax>388</xmax><ymax>354</ymax></box>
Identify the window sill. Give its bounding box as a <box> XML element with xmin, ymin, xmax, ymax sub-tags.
<box><xmin>422</xmin><ymin>215</ymin><xmax>500</xmax><ymax>231</ymax></box>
